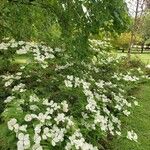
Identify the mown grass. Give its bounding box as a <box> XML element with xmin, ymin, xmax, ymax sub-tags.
<box><xmin>111</xmin><ymin>81</ymin><xmax>150</xmax><ymax>150</ymax></box>
<box><xmin>113</xmin><ymin>52</ymin><xmax>150</xmax><ymax>64</ymax></box>
<box><xmin>14</xmin><ymin>55</ymin><xmax>29</xmax><ymax>64</ymax></box>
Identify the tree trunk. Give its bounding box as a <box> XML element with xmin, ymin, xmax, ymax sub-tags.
<box><xmin>141</xmin><ymin>42</ymin><xmax>145</xmax><ymax>53</ymax></box>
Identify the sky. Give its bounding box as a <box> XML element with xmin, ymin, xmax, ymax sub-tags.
<box><xmin>125</xmin><ymin>0</ymin><xmax>145</xmax><ymax>16</ymax></box>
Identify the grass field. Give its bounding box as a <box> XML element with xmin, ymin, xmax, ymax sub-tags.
<box><xmin>111</xmin><ymin>81</ymin><xmax>150</xmax><ymax>150</ymax></box>
<box><xmin>14</xmin><ymin>55</ymin><xmax>31</xmax><ymax>64</ymax></box>
<box><xmin>113</xmin><ymin>52</ymin><xmax>150</xmax><ymax>64</ymax></box>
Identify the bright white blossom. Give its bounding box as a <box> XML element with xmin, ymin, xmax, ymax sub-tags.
<box><xmin>127</xmin><ymin>130</ymin><xmax>138</xmax><ymax>142</ymax></box>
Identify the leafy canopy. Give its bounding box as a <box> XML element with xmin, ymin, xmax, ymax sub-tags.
<box><xmin>1</xmin><ymin>0</ymin><xmax>130</xmax><ymax>58</ymax></box>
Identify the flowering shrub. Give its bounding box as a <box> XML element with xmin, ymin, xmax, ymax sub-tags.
<box><xmin>0</xmin><ymin>39</ymin><xmax>149</xmax><ymax>150</ymax></box>
<box><xmin>89</xmin><ymin>39</ymin><xmax>113</xmax><ymax>52</ymax></box>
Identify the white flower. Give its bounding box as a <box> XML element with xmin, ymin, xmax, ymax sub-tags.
<box><xmin>20</xmin><ymin>66</ymin><xmax>25</xmax><ymax>70</ymax></box>
<box><xmin>116</xmin><ymin>131</ymin><xmax>121</xmax><ymax>136</ymax></box>
<box><xmin>17</xmin><ymin>133</ymin><xmax>30</xmax><ymax>150</ymax></box>
<box><xmin>146</xmin><ymin>64</ymin><xmax>150</xmax><ymax>69</ymax></box>
<box><xmin>12</xmin><ymin>83</ymin><xmax>26</xmax><ymax>92</ymax></box>
<box><xmin>50</xmin><ymin>126</ymin><xmax>66</xmax><ymax>146</ymax></box>
<box><xmin>134</xmin><ymin>101</ymin><xmax>139</xmax><ymax>106</ymax></box>
<box><xmin>29</xmin><ymin>94</ymin><xmax>40</xmax><ymax>102</ymax></box>
<box><xmin>31</xmin><ymin>114</ymin><xmax>37</xmax><ymax>118</ymax></box>
<box><xmin>37</xmin><ymin>113</ymin><xmax>51</xmax><ymax>123</ymax></box>
<box><xmin>115</xmin><ymin>104</ymin><xmax>122</xmax><ymax>111</ymax></box>
<box><xmin>94</xmin><ymin>112</ymin><xmax>108</xmax><ymax>131</ymax></box>
<box><xmin>10</xmin><ymin>42</ymin><xmax>18</xmax><ymax>48</ymax></box>
<box><xmin>46</xmin><ymin>107</ymin><xmax>54</xmax><ymax>115</ymax></box>
<box><xmin>61</xmin><ymin>101</ymin><xmax>69</xmax><ymax>112</ymax></box>
<box><xmin>30</xmin><ymin>105</ymin><xmax>39</xmax><ymax>111</ymax></box>
<box><xmin>4</xmin><ymin>96</ymin><xmax>15</xmax><ymax>103</ymax></box>
<box><xmin>67</xmin><ymin>75</ymin><xmax>73</xmax><ymax>81</ymax></box>
<box><xmin>34</xmin><ymin>134</ymin><xmax>41</xmax><ymax>144</ymax></box>
<box><xmin>66</xmin><ymin>117</ymin><xmax>74</xmax><ymax>128</ymax></box>
<box><xmin>66</xmin><ymin>131</ymin><xmax>98</xmax><ymax>150</ymax></box>
<box><xmin>18</xmin><ymin>41</ymin><xmax>25</xmax><ymax>45</ymax></box>
<box><xmin>19</xmin><ymin>125</ymin><xmax>27</xmax><ymax>132</ymax></box>
<box><xmin>17</xmin><ymin>141</ymin><xmax>24</xmax><ymax>150</ymax></box>
<box><xmin>55</xmin><ymin>48</ymin><xmax>61</xmax><ymax>52</ymax></box>
<box><xmin>41</xmin><ymin>63</ymin><xmax>48</xmax><ymax>69</ymax></box>
<box><xmin>16</xmin><ymin>47</ymin><xmax>27</xmax><ymax>54</ymax></box>
<box><xmin>48</xmin><ymin>54</ymin><xmax>55</xmax><ymax>59</ymax></box>
<box><xmin>14</xmin><ymin>123</ymin><xmax>19</xmax><ymax>133</ymax></box>
<box><xmin>5</xmin><ymin>79</ymin><xmax>13</xmax><ymax>87</ymax></box>
<box><xmin>55</xmin><ymin>113</ymin><xmax>65</xmax><ymax>124</ymax></box>
<box><xmin>127</xmin><ymin>130</ymin><xmax>138</xmax><ymax>142</ymax></box>
<box><xmin>42</xmin><ymin>127</ymin><xmax>51</xmax><ymax>140</ymax></box>
<box><xmin>86</xmin><ymin>100</ymin><xmax>97</xmax><ymax>112</ymax></box>
<box><xmin>123</xmin><ymin>110</ymin><xmax>131</xmax><ymax>116</ymax></box>
<box><xmin>34</xmin><ymin>124</ymin><xmax>42</xmax><ymax>134</ymax></box>
<box><xmin>32</xmin><ymin>144</ymin><xmax>43</xmax><ymax>150</ymax></box>
<box><xmin>7</xmin><ymin>118</ymin><xmax>17</xmax><ymax>131</ymax></box>
<box><xmin>64</xmin><ymin>80</ymin><xmax>73</xmax><ymax>88</ymax></box>
<box><xmin>24</xmin><ymin>114</ymin><xmax>32</xmax><ymax>122</ymax></box>
<box><xmin>95</xmin><ymin>80</ymin><xmax>104</xmax><ymax>88</ymax></box>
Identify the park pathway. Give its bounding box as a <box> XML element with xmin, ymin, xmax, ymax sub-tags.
<box><xmin>111</xmin><ymin>81</ymin><xmax>150</xmax><ymax>150</ymax></box>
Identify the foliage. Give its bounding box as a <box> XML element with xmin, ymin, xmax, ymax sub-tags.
<box><xmin>0</xmin><ymin>0</ymin><xmax>130</xmax><ymax>59</ymax></box>
<box><xmin>114</xmin><ymin>32</ymin><xmax>131</xmax><ymax>49</ymax></box>
<box><xmin>139</xmin><ymin>11</ymin><xmax>150</xmax><ymax>43</ymax></box>
<box><xmin>114</xmin><ymin>32</ymin><xmax>142</xmax><ymax>49</ymax></box>
<box><xmin>0</xmin><ymin>39</ymin><xmax>149</xmax><ymax>150</ymax></box>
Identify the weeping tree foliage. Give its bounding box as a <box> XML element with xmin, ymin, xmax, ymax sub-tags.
<box><xmin>0</xmin><ymin>0</ymin><xmax>130</xmax><ymax>59</ymax></box>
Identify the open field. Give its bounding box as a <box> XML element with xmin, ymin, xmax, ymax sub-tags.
<box><xmin>112</xmin><ymin>52</ymin><xmax>150</xmax><ymax>64</ymax></box>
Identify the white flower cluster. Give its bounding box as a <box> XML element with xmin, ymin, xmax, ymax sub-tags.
<box><xmin>4</xmin><ymin>96</ymin><xmax>15</xmax><ymax>103</ymax></box>
<box><xmin>1</xmin><ymin>72</ymin><xmax>22</xmax><ymax>87</ymax></box>
<box><xmin>113</xmin><ymin>72</ymin><xmax>139</xmax><ymax>82</ymax></box>
<box><xmin>7</xmin><ymin>117</ymin><xmax>28</xmax><ymax>144</ymax></box>
<box><xmin>64</xmin><ymin>75</ymin><xmax>123</xmax><ymax>134</ymax></box>
<box><xmin>55</xmin><ymin>62</ymin><xmax>73</xmax><ymax>71</ymax></box>
<box><xmin>0</xmin><ymin>39</ymin><xmax>63</xmax><ymax>69</ymax></box>
<box><xmin>0</xmin><ymin>42</ymin><xmax>10</xmax><ymax>50</ymax></box>
<box><xmin>66</xmin><ymin>130</ymin><xmax>98</xmax><ymax>150</ymax></box>
<box><xmin>127</xmin><ymin>130</ymin><xmax>138</xmax><ymax>142</ymax></box>
<box><xmin>64</xmin><ymin>75</ymin><xmax>74</xmax><ymax>88</ymax></box>
<box><xmin>7</xmin><ymin>94</ymin><xmax>81</xmax><ymax>150</ymax></box>
<box><xmin>1</xmin><ymin>39</ymin><xmax>146</xmax><ymax>149</ymax></box>
<box><xmin>7</xmin><ymin>118</ymin><xmax>27</xmax><ymax>132</ymax></box>
<box><xmin>12</xmin><ymin>83</ymin><xmax>26</xmax><ymax>92</ymax></box>
<box><xmin>89</xmin><ymin>39</ymin><xmax>113</xmax><ymax>52</ymax></box>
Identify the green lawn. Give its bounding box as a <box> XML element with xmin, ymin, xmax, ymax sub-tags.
<box><xmin>112</xmin><ymin>52</ymin><xmax>150</xmax><ymax>64</ymax></box>
<box><xmin>111</xmin><ymin>81</ymin><xmax>150</xmax><ymax>150</ymax></box>
<box><xmin>14</xmin><ymin>55</ymin><xmax>30</xmax><ymax>64</ymax></box>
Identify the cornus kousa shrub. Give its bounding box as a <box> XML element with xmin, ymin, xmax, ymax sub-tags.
<box><xmin>0</xmin><ymin>39</ymin><xmax>149</xmax><ymax>150</ymax></box>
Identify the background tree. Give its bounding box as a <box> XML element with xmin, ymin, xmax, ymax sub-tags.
<box><xmin>140</xmin><ymin>11</ymin><xmax>150</xmax><ymax>52</ymax></box>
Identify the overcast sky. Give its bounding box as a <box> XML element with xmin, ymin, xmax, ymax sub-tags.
<box><xmin>126</xmin><ymin>0</ymin><xmax>145</xmax><ymax>16</ymax></box>
<box><xmin>126</xmin><ymin>0</ymin><xmax>137</xmax><ymax>16</ymax></box>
